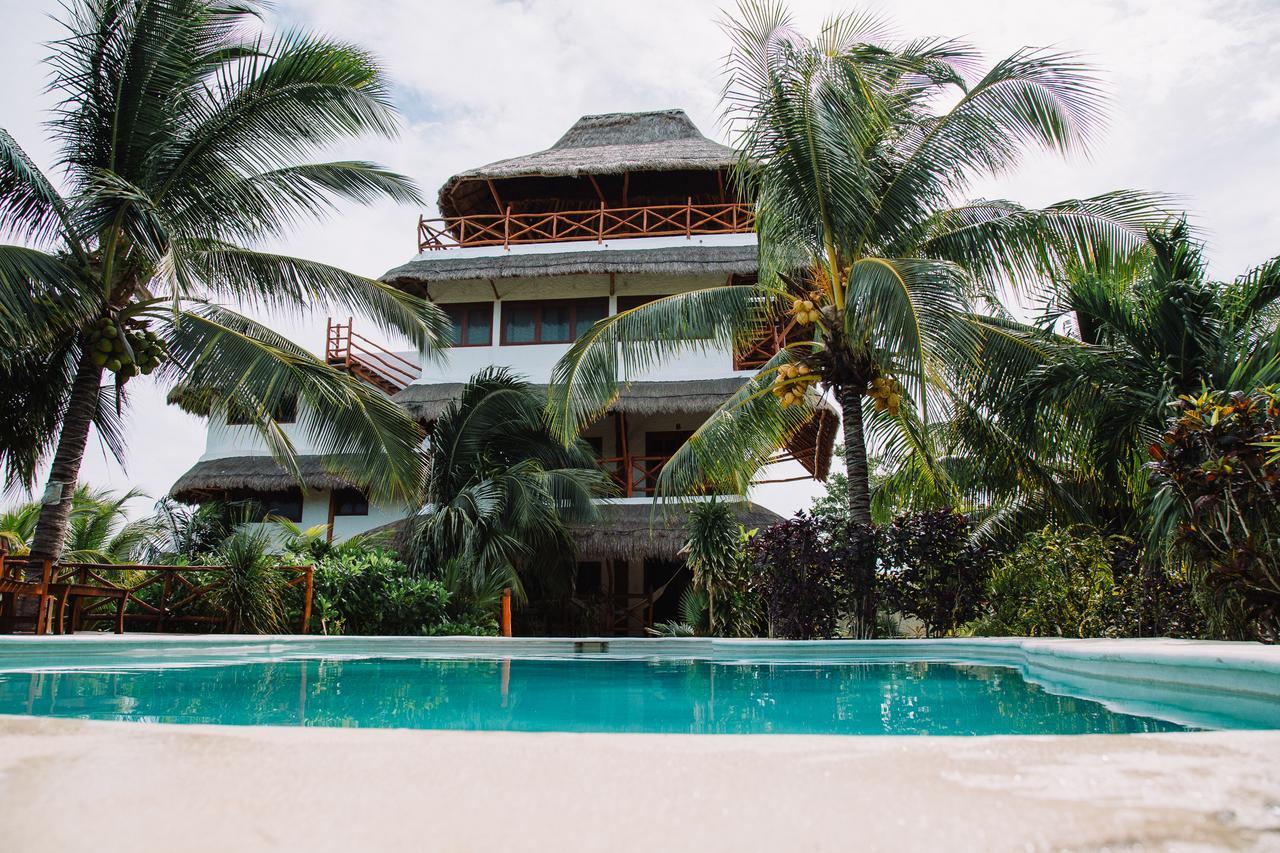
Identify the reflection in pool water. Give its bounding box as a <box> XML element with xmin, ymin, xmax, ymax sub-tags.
<box><xmin>0</xmin><ymin>658</ymin><xmax>1200</xmax><ymax>735</ymax></box>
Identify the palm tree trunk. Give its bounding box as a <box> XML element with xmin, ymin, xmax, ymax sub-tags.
<box><xmin>837</xmin><ymin>383</ymin><xmax>872</xmax><ymax>525</ymax></box>
<box><xmin>29</xmin><ymin>349</ymin><xmax>102</xmax><ymax>559</ymax></box>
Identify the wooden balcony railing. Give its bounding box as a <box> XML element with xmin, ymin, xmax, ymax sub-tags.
<box><xmin>417</xmin><ymin>200</ymin><xmax>755</xmax><ymax>251</ymax></box>
<box><xmin>0</xmin><ymin>555</ymin><xmax>314</xmax><ymax>635</ymax></box>
<box><xmin>598</xmin><ymin>454</ymin><xmax>674</xmax><ymax>498</ymax></box>
<box><xmin>735</xmin><ymin>315</ymin><xmax>808</xmax><ymax>370</ymax></box>
<box><xmin>326</xmin><ymin>316</ymin><xmax>421</xmax><ymax>394</ymax></box>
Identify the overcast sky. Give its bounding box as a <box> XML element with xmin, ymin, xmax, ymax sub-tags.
<box><xmin>2</xmin><ymin>0</ymin><xmax>1278</xmax><ymax>519</ymax></box>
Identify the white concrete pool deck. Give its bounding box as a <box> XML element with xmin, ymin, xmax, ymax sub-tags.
<box><xmin>0</xmin><ymin>717</ymin><xmax>1278</xmax><ymax>852</ymax></box>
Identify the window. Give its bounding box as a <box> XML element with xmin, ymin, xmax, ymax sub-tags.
<box><xmin>442</xmin><ymin>302</ymin><xmax>493</xmax><ymax>347</ymax></box>
<box><xmin>501</xmin><ymin>298</ymin><xmax>608</xmax><ymax>345</ymax></box>
<box><xmin>331</xmin><ymin>488</ymin><xmax>369</xmax><ymax>517</ymax></box>
<box><xmin>617</xmin><ymin>294</ymin><xmax>664</xmax><ymax>312</ymax></box>
<box><xmin>227</xmin><ymin>395</ymin><xmax>297</xmax><ymax>426</ymax></box>
<box><xmin>259</xmin><ymin>490</ymin><xmax>303</xmax><ymax>522</ymax></box>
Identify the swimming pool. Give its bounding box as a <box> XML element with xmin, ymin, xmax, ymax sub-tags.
<box><xmin>0</xmin><ymin>636</ymin><xmax>1276</xmax><ymax>735</ymax></box>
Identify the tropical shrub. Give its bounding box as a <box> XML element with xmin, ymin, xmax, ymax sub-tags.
<box><xmin>965</xmin><ymin>527</ymin><xmax>1121</xmax><ymax>637</ymax></box>
<box><xmin>308</xmin><ymin>548</ymin><xmax>444</xmax><ymax>636</ymax></box>
<box><xmin>682</xmin><ymin>501</ymin><xmax>763</xmax><ymax>637</ymax></box>
<box><xmin>207</xmin><ymin>527</ymin><xmax>286</xmax><ymax>634</ymax></box>
<box><xmin>1148</xmin><ymin>388</ymin><xmax>1280</xmax><ymax>639</ymax></box>
<box><xmin>880</xmin><ymin>509</ymin><xmax>990</xmax><ymax>637</ymax></box>
<box><xmin>748</xmin><ymin>513</ymin><xmax>877</xmax><ymax>639</ymax></box>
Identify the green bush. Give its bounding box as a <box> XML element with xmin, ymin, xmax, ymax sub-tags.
<box><xmin>962</xmin><ymin>526</ymin><xmax>1205</xmax><ymax>638</ymax></box>
<box><xmin>308</xmin><ymin>548</ymin><xmax>454</xmax><ymax>636</ymax></box>
<box><xmin>965</xmin><ymin>527</ymin><xmax>1119</xmax><ymax>637</ymax></box>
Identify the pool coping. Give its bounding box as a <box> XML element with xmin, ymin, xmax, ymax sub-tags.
<box><xmin>0</xmin><ymin>634</ymin><xmax>1276</xmax><ymax>732</ymax></box>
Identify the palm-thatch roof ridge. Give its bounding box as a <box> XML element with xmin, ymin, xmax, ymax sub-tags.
<box><xmin>381</xmin><ymin>241</ymin><xmax>758</xmax><ymax>289</ymax></box>
<box><xmin>569</xmin><ymin>500</ymin><xmax>787</xmax><ymax>562</ymax></box>
<box><xmin>170</xmin><ymin>455</ymin><xmax>357</xmax><ymax>502</ymax></box>
<box><xmin>395</xmin><ymin>379</ymin><xmax>838</xmax><ymax>480</ymax></box>
<box><xmin>438</xmin><ymin>110</ymin><xmax>738</xmax><ymax>219</ymax></box>
<box><xmin>394</xmin><ymin>378</ymin><xmax>753</xmax><ymax>423</ymax></box>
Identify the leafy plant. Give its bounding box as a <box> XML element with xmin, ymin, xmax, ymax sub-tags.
<box><xmin>964</xmin><ymin>526</ymin><xmax>1120</xmax><ymax>638</ymax></box>
<box><xmin>748</xmin><ymin>512</ymin><xmax>877</xmax><ymax>639</ymax></box>
<box><xmin>682</xmin><ymin>500</ymin><xmax>762</xmax><ymax>635</ymax></box>
<box><xmin>1148</xmin><ymin>388</ymin><xmax>1280</xmax><ymax>639</ymax></box>
<box><xmin>402</xmin><ymin>367</ymin><xmax>608</xmax><ymax>599</ymax></box>
<box><xmin>880</xmin><ymin>509</ymin><xmax>990</xmax><ymax>637</ymax></box>
<box><xmin>208</xmin><ymin>526</ymin><xmax>286</xmax><ymax>634</ymax></box>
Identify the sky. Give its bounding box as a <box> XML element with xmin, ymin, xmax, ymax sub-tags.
<box><xmin>1</xmin><ymin>0</ymin><xmax>1278</xmax><ymax>519</ymax></box>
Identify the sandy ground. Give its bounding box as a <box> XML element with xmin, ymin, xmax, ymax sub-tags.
<box><xmin>0</xmin><ymin>718</ymin><xmax>1277</xmax><ymax>852</ymax></box>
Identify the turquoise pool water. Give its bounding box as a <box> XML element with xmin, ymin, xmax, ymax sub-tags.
<box><xmin>0</xmin><ymin>656</ymin><xmax>1219</xmax><ymax>735</ymax></box>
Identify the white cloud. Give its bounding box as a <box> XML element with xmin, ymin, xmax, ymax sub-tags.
<box><xmin>3</xmin><ymin>0</ymin><xmax>1278</xmax><ymax>518</ymax></box>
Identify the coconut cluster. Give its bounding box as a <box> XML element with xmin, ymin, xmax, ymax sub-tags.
<box><xmin>868</xmin><ymin>376</ymin><xmax>904</xmax><ymax>416</ymax></box>
<box><xmin>773</xmin><ymin>361</ymin><xmax>816</xmax><ymax>408</ymax></box>
<box><xmin>85</xmin><ymin>316</ymin><xmax>167</xmax><ymax>382</ymax></box>
<box><xmin>790</xmin><ymin>291</ymin><xmax>824</xmax><ymax>326</ymax></box>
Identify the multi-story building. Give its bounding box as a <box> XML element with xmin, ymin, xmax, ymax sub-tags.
<box><xmin>170</xmin><ymin>109</ymin><xmax>836</xmax><ymax>634</ymax></box>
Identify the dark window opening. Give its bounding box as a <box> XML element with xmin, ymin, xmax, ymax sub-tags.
<box><xmin>501</xmin><ymin>298</ymin><xmax>608</xmax><ymax>345</ymax></box>
<box><xmin>616</xmin><ymin>294</ymin><xmax>665</xmax><ymax>312</ymax></box>
<box><xmin>259</xmin><ymin>490</ymin><xmax>303</xmax><ymax>523</ymax></box>
<box><xmin>227</xmin><ymin>395</ymin><xmax>297</xmax><ymax>426</ymax></box>
<box><xmin>442</xmin><ymin>302</ymin><xmax>493</xmax><ymax>347</ymax></box>
<box><xmin>575</xmin><ymin>561</ymin><xmax>602</xmax><ymax>595</ymax></box>
<box><xmin>331</xmin><ymin>488</ymin><xmax>369</xmax><ymax>517</ymax></box>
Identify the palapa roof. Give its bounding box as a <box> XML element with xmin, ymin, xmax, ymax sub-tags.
<box><xmin>570</xmin><ymin>500</ymin><xmax>787</xmax><ymax>562</ymax></box>
<box><xmin>395</xmin><ymin>378</ymin><xmax>838</xmax><ymax>480</ymax></box>
<box><xmin>170</xmin><ymin>455</ymin><xmax>357</xmax><ymax>502</ymax></box>
<box><xmin>381</xmin><ymin>241</ymin><xmax>758</xmax><ymax>289</ymax></box>
<box><xmin>438</xmin><ymin>110</ymin><xmax>739</xmax><ymax>219</ymax></box>
<box><xmin>394</xmin><ymin>378</ymin><xmax>750</xmax><ymax>423</ymax></box>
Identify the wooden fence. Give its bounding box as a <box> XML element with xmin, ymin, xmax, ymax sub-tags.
<box><xmin>418</xmin><ymin>201</ymin><xmax>755</xmax><ymax>251</ymax></box>
<box><xmin>0</xmin><ymin>555</ymin><xmax>313</xmax><ymax>636</ymax></box>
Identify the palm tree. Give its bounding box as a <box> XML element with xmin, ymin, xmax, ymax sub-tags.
<box><xmin>401</xmin><ymin>368</ymin><xmax>609</xmax><ymax>600</ymax></box>
<box><xmin>545</xmin><ymin>2</ymin><xmax>1168</xmax><ymax>525</ymax></box>
<box><xmin>0</xmin><ymin>0</ymin><xmax>448</xmax><ymax>560</ymax></box>
<box><xmin>0</xmin><ymin>485</ymin><xmax>159</xmax><ymax>562</ymax></box>
<box><xmin>876</xmin><ymin>221</ymin><xmax>1280</xmax><ymax>545</ymax></box>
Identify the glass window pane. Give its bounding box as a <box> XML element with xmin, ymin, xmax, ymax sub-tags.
<box><xmin>464</xmin><ymin>306</ymin><xmax>491</xmax><ymax>345</ymax></box>
<box><xmin>444</xmin><ymin>305</ymin><xmax>464</xmax><ymax>346</ymax></box>
<box><xmin>541</xmin><ymin>304</ymin><xmax>571</xmax><ymax>342</ymax></box>
<box><xmin>574</xmin><ymin>300</ymin><xmax>608</xmax><ymax>339</ymax></box>
<box><xmin>504</xmin><ymin>304</ymin><xmax>537</xmax><ymax>343</ymax></box>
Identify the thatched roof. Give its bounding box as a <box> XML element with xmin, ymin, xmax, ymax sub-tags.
<box><xmin>170</xmin><ymin>455</ymin><xmax>357</xmax><ymax>502</ymax></box>
<box><xmin>395</xmin><ymin>378</ymin><xmax>838</xmax><ymax>480</ymax></box>
<box><xmin>570</xmin><ymin>500</ymin><xmax>786</xmax><ymax>562</ymax></box>
<box><xmin>438</xmin><ymin>110</ymin><xmax>738</xmax><ymax>219</ymax></box>
<box><xmin>395</xmin><ymin>378</ymin><xmax>753</xmax><ymax>423</ymax></box>
<box><xmin>381</xmin><ymin>241</ymin><xmax>758</xmax><ymax>290</ymax></box>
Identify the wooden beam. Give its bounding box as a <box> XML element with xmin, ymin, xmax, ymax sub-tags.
<box><xmin>486</xmin><ymin>179</ymin><xmax>503</xmax><ymax>213</ymax></box>
<box><xmin>622</xmin><ymin>172</ymin><xmax>630</xmax><ymax>206</ymax></box>
<box><xmin>587</xmin><ymin>174</ymin><xmax>607</xmax><ymax>204</ymax></box>
<box><xmin>609</xmin><ymin>272</ymin><xmax>616</xmax><ymax>296</ymax></box>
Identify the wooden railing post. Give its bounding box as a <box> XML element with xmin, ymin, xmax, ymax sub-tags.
<box><xmin>501</xmin><ymin>588</ymin><xmax>512</xmax><ymax>637</ymax></box>
<box><xmin>301</xmin><ymin>566</ymin><xmax>314</xmax><ymax>634</ymax></box>
<box><xmin>686</xmin><ymin>196</ymin><xmax>692</xmax><ymax>237</ymax></box>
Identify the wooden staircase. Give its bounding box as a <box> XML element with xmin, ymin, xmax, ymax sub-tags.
<box><xmin>325</xmin><ymin>317</ymin><xmax>421</xmax><ymax>395</ymax></box>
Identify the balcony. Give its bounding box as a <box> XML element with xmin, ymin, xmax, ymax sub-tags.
<box><xmin>325</xmin><ymin>317</ymin><xmax>421</xmax><ymax>395</ymax></box>
<box><xmin>598</xmin><ymin>454</ymin><xmax>676</xmax><ymax>498</ymax></box>
<box><xmin>417</xmin><ymin>201</ymin><xmax>754</xmax><ymax>252</ymax></box>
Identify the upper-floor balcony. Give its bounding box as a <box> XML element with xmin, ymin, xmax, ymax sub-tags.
<box><xmin>417</xmin><ymin>201</ymin><xmax>755</xmax><ymax>253</ymax></box>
